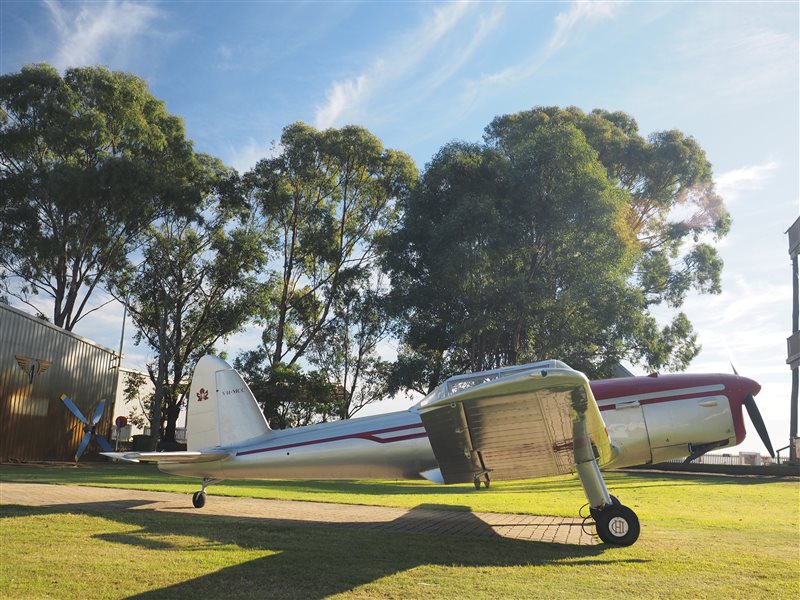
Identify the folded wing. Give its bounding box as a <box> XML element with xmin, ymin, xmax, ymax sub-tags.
<box><xmin>419</xmin><ymin>366</ymin><xmax>613</xmax><ymax>484</ymax></box>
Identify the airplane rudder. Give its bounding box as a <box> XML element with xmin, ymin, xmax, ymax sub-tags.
<box><xmin>186</xmin><ymin>355</ymin><xmax>231</xmax><ymax>450</ymax></box>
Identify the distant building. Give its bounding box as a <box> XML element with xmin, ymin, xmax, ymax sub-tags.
<box><xmin>109</xmin><ymin>367</ymin><xmax>154</xmax><ymax>443</ymax></box>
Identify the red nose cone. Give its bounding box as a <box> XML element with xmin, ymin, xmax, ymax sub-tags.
<box><xmin>724</xmin><ymin>373</ymin><xmax>761</xmax><ymax>398</ymax></box>
<box><xmin>727</xmin><ymin>375</ymin><xmax>761</xmax><ymax>445</ymax></box>
<box><xmin>745</xmin><ymin>376</ymin><xmax>761</xmax><ymax>397</ymax></box>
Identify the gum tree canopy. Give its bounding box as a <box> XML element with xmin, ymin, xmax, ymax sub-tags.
<box><xmin>0</xmin><ymin>64</ymin><xmax>200</xmax><ymax>329</ymax></box>
<box><xmin>238</xmin><ymin>122</ymin><xmax>417</xmax><ymax>424</ymax></box>
<box><xmin>384</xmin><ymin>107</ymin><xmax>729</xmax><ymax>393</ymax></box>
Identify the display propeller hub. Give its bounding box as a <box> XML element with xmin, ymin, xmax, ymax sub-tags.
<box><xmin>60</xmin><ymin>395</ymin><xmax>114</xmax><ymax>461</ymax></box>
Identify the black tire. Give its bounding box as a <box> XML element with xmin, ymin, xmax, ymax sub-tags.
<box><xmin>473</xmin><ymin>479</ymin><xmax>482</xmax><ymax>490</ymax></box>
<box><xmin>483</xmin><ymin>478</ymin><xmax>490</xmax><ymax>489</ymax></box>
<box><xmin>594</xmin><ymin>504</ymin><xmax>640</xmax><ymax>546</ymax></box>
<box><xmin>192</xmin><ymin>491</ymin><xmax>206</xmax><ymax>509</ymax></box>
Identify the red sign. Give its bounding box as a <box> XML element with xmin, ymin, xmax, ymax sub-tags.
<box><xmin>115</xmin><ymin>416</ymin><xmax>128</xmax><ymax>428</ymax></box>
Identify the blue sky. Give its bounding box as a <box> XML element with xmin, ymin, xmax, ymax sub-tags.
<box><xmin>2</xmin><ymin>1</ymin><xmax>798</xmax><ymax>454</ymax></box>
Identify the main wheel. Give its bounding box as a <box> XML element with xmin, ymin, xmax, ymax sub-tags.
<box><xmin>594</xmin><ymin>504</ymin><xmax>640</xmax><ymax>546</ymax></box>
<box><xmin>192</xmin><ymin>491</ymin><xmax>206</xmax><ymax>509</ymax></box>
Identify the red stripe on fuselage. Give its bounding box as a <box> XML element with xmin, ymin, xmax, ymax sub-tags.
<box><xmin>596</xmin><ymin>390</ymin><xmax>723</xmax><ymax>411</ymax></box>
<box><xmin>237</xmin><ymin>423</ymin><xmax>428</xmax><ymax>457</ymax></box>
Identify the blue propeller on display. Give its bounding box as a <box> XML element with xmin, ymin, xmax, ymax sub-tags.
<box><xmin>60</xmin><ymin>394</ymin><xmax>113</xmax><ymax>461</ymax></box>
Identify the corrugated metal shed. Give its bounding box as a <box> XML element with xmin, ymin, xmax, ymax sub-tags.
<box><xmin>0</xmin><ymin>303</ymin><xmax>119</xmax><ymax>462</ymax></box>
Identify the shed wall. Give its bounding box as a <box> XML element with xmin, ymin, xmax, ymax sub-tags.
<box><xmin>0</xmin><ymin>304</ymin><xmax>118</xmax><ymax>462</ymax></box>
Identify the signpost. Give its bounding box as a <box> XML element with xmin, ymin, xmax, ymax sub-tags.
<box><xmin>787</xmin><ymin>217</ymin><xmax>799</xmax><ymax>464</ymax></box>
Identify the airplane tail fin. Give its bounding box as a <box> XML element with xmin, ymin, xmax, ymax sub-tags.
<box><xmin>186</xmin><ymin>355</ymin><xmax>271</xmax><ymax>451</ymax></box>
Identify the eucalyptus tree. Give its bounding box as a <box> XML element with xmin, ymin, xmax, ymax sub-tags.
<box><xmin>114</xmin><ymin>163</ymin><xmax>272</xmax><ymax>447</ymax></box>
<box><xmin>239</xmin><ymin>122</ymin><xmax>416</xmax><ymax>421</ymax></box>
<box><xmin>0</xmin><ymin>63</ymin><xmax>200</xmax><ymax>329</ymax></box>
<box><xmin>307</xmin><ymin>275</ymin><xmax>393</xmax><ymax>419</ymax></box>
<box><xmin>485</xmin><ymin>106</ymin><xmax>729</xmax><ymax>308</ymax></box>
<box><xmin>384</xmin><ymin>108</ymin><xmax>727</xmax><ymax>392</ymax></box>
<box><xmin>245</xmin><ymin>122</ymin><xmax>417</xmax><ymax>369</ymax></box>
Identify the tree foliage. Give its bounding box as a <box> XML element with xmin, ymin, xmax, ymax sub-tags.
<box><xmin>121</xmin><ymin>370</ymin><xmax>150</xmax><ymax>430</ymax></box>
<box><xmin>112</xmin><ymin>168</ymin><xmax>272</xmax><ymax>447</ymax></box>
<box><xmin>239</xmin><ymin>122</ymin><xmax>417</xmax><ymax>421</ymax></box>
<box><xmin>384</xmin><ymin>107</ymin><xmax>726</xmax><ymax>391</ymax></box>
<box><xmin>308</xmin><ymin>275</ymin><xmax>393</xmax><ymax>419</ymax></box>
<box><xmin>233</xmin><ymin>353</ymin><xmax>339</xmax><ymax>429</ymax></box>
<box><xmin>486</xmin><ymin>106</ymin><xmax>729</xmax><ymax>307</ymax></box>
<box><xmin>0</xmin><ymin>63</ymin><xmax>201</xmax><ymax>329</ymax></box>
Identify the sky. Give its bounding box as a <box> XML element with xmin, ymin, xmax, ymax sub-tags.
<box><xmin>2</xmin><ymin>0</ymin><xmax>798</xmax><ymax>455</ymax></box>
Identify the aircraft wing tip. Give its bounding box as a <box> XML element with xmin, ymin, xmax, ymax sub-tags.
<box><xmin>101</xmin><ymin>452</ymin><xmax>141</xmax><ymax>463</ymax></box>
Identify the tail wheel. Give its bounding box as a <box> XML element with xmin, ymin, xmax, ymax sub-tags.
<box><xmin>594</xmin><ymin>504</ymin><xmax>640</xmax><ymax>546</ymax></box>
<box><xmin>192</xmin><ymin>491</ymin><xmax>206</xmax><ymax>509</ymax></box>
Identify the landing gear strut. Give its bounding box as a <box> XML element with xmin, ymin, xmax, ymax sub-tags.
<box><xmin>473</xmin><ymin>471</ymin><xmax>490</xmax><ymax>489</ymax></box>
<box><xmin>573</xmin><ymin>416</ymin><xmax>640</xmax><ymax>546</ymax></box>
<box><xmin>192</xmin><ymin>477</ymin><xmax>221</xmax><ymax>509</ymax></box>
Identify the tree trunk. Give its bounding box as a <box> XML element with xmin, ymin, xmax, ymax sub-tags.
<box><xmin>146</xmin><ymin>316</ymin><xmax>169</xmax><ymax>451</ymax></box>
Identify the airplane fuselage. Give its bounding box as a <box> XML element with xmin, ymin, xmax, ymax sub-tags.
<box><xmin>160</xmin><ymin>372</ymin><xmax>759</xmax><ymax>481</ymax></box>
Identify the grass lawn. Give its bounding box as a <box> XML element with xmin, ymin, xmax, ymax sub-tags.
<box><xmin>1</xmin><ymin>463</ymin><xmax>798</xmax><ymax>599</ymax></box>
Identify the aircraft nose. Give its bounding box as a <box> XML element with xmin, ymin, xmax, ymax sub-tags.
<box><xmin>730</xmin><ymin>374</ymin><xmax>772</xmax><ymax>458</ymax></box>
<box><xmin>739</xmin><ymin>375</ymin><xmax>761</xmax><ymax>397</ymax></box>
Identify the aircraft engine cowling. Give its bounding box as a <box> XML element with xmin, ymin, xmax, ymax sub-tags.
<box><xmin>593</xmin><ymin>373</ymin><xmax>766</xmax><ymax>467</ymax></box>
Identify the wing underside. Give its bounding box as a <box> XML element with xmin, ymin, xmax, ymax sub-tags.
<box><xmin>419</xmin><ymin>368</ymin><xmax>612</xmax><ymax>484</ymax></box>
<box><xmin>101</xmin><ymin>450</ymin><xmax>231</xmax><ymax>464</ymax></box>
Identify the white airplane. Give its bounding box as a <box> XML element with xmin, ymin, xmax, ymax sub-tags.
<box><xmin>104</xmin><ymin>355</ymin><xmax>770</xmax><ymax>546</ymax></box>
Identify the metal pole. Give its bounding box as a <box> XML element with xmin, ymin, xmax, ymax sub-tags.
<box><xmin>111</xmin><ymin>299</ymin><xmax>128</xmax><ymax>452</ymax></box>
<box><xmin>791</xmin><ymin>256</ymin><xmax>798</xmax><ymax>463</ymax></box>
<box><xmin>117</xmin><ymin>299</ymin><xmax>128</xmax><ymax>365</ymax></box>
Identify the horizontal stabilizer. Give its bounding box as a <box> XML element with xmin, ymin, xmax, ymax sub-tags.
<box><xmin>101</xmin><ymin>450</ymin><xmax>231</xmax><ymax>464</ymax></box>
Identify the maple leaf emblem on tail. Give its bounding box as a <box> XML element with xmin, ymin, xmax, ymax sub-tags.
<box><xmin>196</xmin><ymin>388</ymin><xmax>209</xmax><ymax>402</ymax></box>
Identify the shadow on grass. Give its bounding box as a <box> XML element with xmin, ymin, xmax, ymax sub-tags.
<box><xmin>1</xmin><ymin>500</ymin><xmax>648</xmax><ymax>600</ymax></box>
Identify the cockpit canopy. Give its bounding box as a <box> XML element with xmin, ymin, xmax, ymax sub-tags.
<box><xmin>415</xmin><ymin>360</ymin><xmax>572</xmax><ymax>410</ymax></box>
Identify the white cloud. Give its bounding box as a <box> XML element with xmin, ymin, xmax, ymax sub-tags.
<box><xmin>223</xmin><ymin>137</ymin><xmax>279</xmax><ymax>175</ymax></box>
<box><xmin>675</xmin><ymin>26</ymin><xmax>798</xmax><ymax>107</ymax></box>
<box><xmin>316</xmin><ymin>75</ymin><xmax>371</xmax><ymax>130</ymax></box>
<box><xmin>480</xmin><ymin>0</ymin><xmax>625</xmax><ymax>87</ymax></box>
<box><xmin>548</xmin><ymin>0</ymin><xmax>623</xmax><ymax>55</ymax></box>
<box><xmin>715</xmin><ymin>160</ymin><xmax>780</xmax><ymax>204</ymax></box>
<box><xmin>44</xmin><ymin>0</ymin><xmax>161</xmax><ymax>69</ymax></box>
<box><xmin>314</xmin><ymin>1</ymin><xmax>476</xmax><ymax>128</ymax></box>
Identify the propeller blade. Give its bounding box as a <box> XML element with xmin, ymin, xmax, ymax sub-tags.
<box><xmin>743</xmin><ymin>394</ymin><xmax>775</xmax><ymax>458</ymax></box>
<box><xmin>75</xmin><ymin>431</ymin><xmax>92</xmax><ymax>461</ymax></box>
<box><xmin>95</xmin><ymin>435</ymin><xmax>113</xmax><ymax>453</ymax></box>
<box><xmin>91</xmin><ymin>400</ymin><xmax>106</xmax><ymax>425</ymax></box>
<box><xmin>61</xmin><ymin>394</ymin><xmax>88</xmax><ymax>424</ymax></box>
<box><xmin>729</xmin><ymin>361</ymin><xmax>739</xmax><ymax>376</ymax></box>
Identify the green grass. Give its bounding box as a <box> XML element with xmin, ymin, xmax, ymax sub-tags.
<box><xmin>1</xmin><ymin>463</ymin><xmax>798</xmax><ymax>599</ymax></box>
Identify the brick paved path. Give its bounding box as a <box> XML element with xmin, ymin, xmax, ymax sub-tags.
<box><xmin>0</xmin><ymin>482</ymin><xmax>596</xmax><ymax>545</ymax></box>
